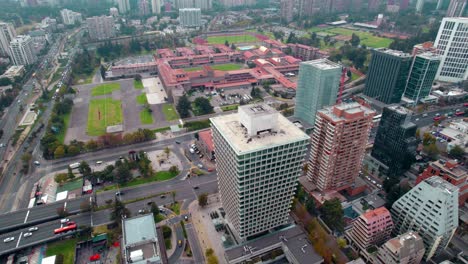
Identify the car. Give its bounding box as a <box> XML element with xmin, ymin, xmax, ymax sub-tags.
<box><xmin>197</xmin><ymin>164</ymin><xmax>203</xmax><ymax>168</ymax></box>
<box><xmin>34</xmin><ymin>161</ymin><xmax>40</xmax><ymax>165</ymax></box>
<box><xmin>422</xmin><ymin>113</ymin><xmax>428</xmax><ymax>117</ymax></box>
<box><xmin>415</xmin><ymin>118</ymin><xmax>419</xmax><ymax>121</ymax></box>
<box><xmin>189</xmin><ymin>148</ymin><xmax>195</xmax><ymax>154</ymax></box>
<box><xmin>366</xmin><ymin>176</ymin><xmax>370</xmax><ymax>180</ymax></box>
<box><xmin>138</xmin><ymin>209</ymin><xmax>145</xmax><ymax>214</ymax></box>
<box><xmin>3</xmin><ymin>237</ymin><xmax>14</xmax><ymax>243</ymax></box>
<box><xmin>196</xmin><ymin>150</ymin><xmax>201</xmax><ymax>154</ymax></box>
<box><xmin>190</xmin><ymin>144</ymin><xmax>196</xmax><ymax>148</ymax></box>
<box><xmin>96</xmin><ymin>161</ymin><xmax>103</xmax><ymax>164</ymax></box>
<box><xmin>28</xmin><ymin>227</ymin><xmax>38</xmax><ymax>232</ymax></box>
<box><xmin>376</xmin><ymin>184</ymin><xmax>382</xmax><ymax>188</ymax></box>
<box><xmin>184</xmin><ymin>215</ymin><xmax>189</xmax><ymax>221</ymax></box>
<box><xmin>115</xmin><ymin>191</ymin><xmax>124</xmax><ymax>196</ymax></box>
<box><xmin>371</xmin><ymin>180</ymin><xmax>376</xmax><ymax>184</ymax></box>
<box><xmin>178</xmin><ymin>240</ymin><xmax>182</xmax><ymax>247</ymax></box>
<box><xmin>160</xmin><ymin>195</ymin><xmax>166</xmax><ymax>199</ymax></box>
<box><xmin>193</xmin><ymin>186</ymin><xmax>199</xmax><ymax>190</ymax></box>
<box><xmin>0</xmin><ymin>143</ymin><xmax>4</xmax><ymax>147</ymax></box>
<box><xmin>23</xmin><ymin>232</ymin><xmax>32</xmax><ymax>238</ymax></box>
<box><xmin>60</xmin><ymin>218</ymin><xmax>70</xmax><ymax>224</ymax></box>
<box><xmin>175</xmin><ymin>141</ymin><xmax>181</xmax><ymax>144</ymax></box>
<box><xmin>199</xmin><ymin>154</ymin><xmax>204</xmax><ymax>158</ymax></box>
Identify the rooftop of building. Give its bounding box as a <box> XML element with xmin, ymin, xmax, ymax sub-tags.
<box><xmin>431</xmin><ymin>159</ymin><xmax>467</xmax><ymax>180</ymax></box>
<box><xmin>374</xmin><ymin>48</ymin><xmax>412</xmax><ymax>58</ymax></box>
<box><xmin>224</xmin><ymin>225</ymin><xmax>323</xmax><ymax>264</ymax></box>
<box><xmin>387</xmin><ymin>104</ymin><xmax>412</xmax><ymax>115</ymax></box>
<box><xmin>424</xmin><ymin>176</ymin><xmax>459</xmax><ymax>194</ymax></box>
<box><xmin>2</xmin><ymin>65</ymin><xmax>24</xmax><ymax>75</ymax></box>
<box><xmin>361</xmin><ymin>207</ymin><xmax>391</xmax><ymax>222</ymax></box>
<box><xmin>210</xmin><ymin>104</ymin><xmax>309</xmax><ymax>154</ymax></box>
<box><xmin>198</xmin><ymin>129</ymin><xmax>214</xmax><ymax>152</ymax></box>
<box><xmin>300</xmin><ymin>58</ymin><xmax>341</xmax><ymax>70</ymax></box>
<box><xmin>386</xmin><ymin>231</ymin><xmax>423</xmax><ymax>253</ymax></box>
<box><xmin>122</xmin><ymin>214</ymin><xmax>160</xmax><ymax>264</ymax></box>
<box><xmin>179</xmin><ymin>7</ymin><xmax>201</xmax><ymax>11</ymax></box>
<box><xmin>319</xmin><ymin>102</ymin><xmax>375</xmax><ymax>123</ymax></box>
<box><xmin>417</xmin><ymin>52</ymin><xmax>442</xmax><ymax>60</ymax></box>
<box><xmin>362</xmin><ymin>193</ymin><xmax>386</xmax><ymax>210</ymax></box>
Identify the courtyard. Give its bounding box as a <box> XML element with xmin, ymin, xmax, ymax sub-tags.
<box><xmin>64</xmin><ymin>78</ymin><xmax>179</xmax><ymax>143</ymax></box>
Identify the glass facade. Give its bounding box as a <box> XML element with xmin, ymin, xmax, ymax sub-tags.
<box><xmin>403</xmin><ymin>53</ymin><xmax>441</xmax><ymax>104</ymax></box>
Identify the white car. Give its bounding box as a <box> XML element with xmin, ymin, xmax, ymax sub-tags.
<box><xmin>23</xmin><ymin>232</ymin><xmax>32</xmax><ymax>238</ymax></box>
<box><xmin>189</xmin><ymin>148</ymin><xmax>195</xmax><ymax>154</ymax></box>
<box><xmin>34</xmin><ymin>161</ymin><xmax>40</xmax><ymax>166</ymax></box>
<box><xmin>371</xmin><ymin>180</ymin><xmax>376</xmax><ymax>184</ymax></box>
<box><xmin>3</xmin><ymin>237</ymin><xmax>14</xmax><ymax>243</ymax></box>
<box><xmin>197</xmin><ymin>164</ymin><xmax>203</xmax><ymax>169</ymax></box>
<box><xmin>28</xmin><ymin>227</ymin><xmax>38</xmax><ymax>232</ymax></box>
<box><xmin>60</xmin><ymin>218</ymin><xmax>70</xmax><ymax>224</ymax></box>
<box><xmin>96</xmin><ymin>161</ymin><xmax>103</xmax><ymax>164</ymax></box>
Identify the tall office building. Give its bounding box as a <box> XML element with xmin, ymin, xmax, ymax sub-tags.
<box><xmin>151</xmin><ymin>0</ymin><xmax>161</xmax><ymax>14</ymax></box>
<box><xmin>60</xmin><ymin>9</ymin><xmax>82</xmax><ymax>25</ymax></box>
<box><xmin>375</xmin><ymin>231</ymin><xmax>425</xmax><ymax>264</ymax></box>
<box><xmin>86</xmin><ymin>16</ymin><xmax>116</xmax><ymax>41</ymax></box>
<box><xmin>211</xmin><ymin>104</ymin><xmax>309</xmax><ymax>241</ymax></box>
<box><xmin>364</xmin><ymin>48</ymin><xmax>412</xmax><ymax>104</ymax></box>
<box><xmin>307</xmin><ymin>103</ymin><xmax>375</xmax><ymax>191</ymax></box>
<box><xmin>0</xmin><ymin>22</ymin><xmax>16</xmax><ymax>57</ymax></box>
<box><xmin>347</xmin><ymin>207</ymin><xmax>394</xmax><ymax>258</ymax></box>
<box><xmin>371</xmin><ymin>105</ymin><xmax>417</xmax><ymax>177</ymax></box>
<box><xmin>175</xmin><ymin>0</ymin><xmax>211</xmax><ymax>9</ymax></box>
<box><xmin>281</xmin><ymin>0</ymin><xmax>294</xmax><ymax>23</ymax></box>
<box><xmin>110</xmin><ymin>7</ymin><xmax>119</xmax><ymax>16</ymax></box>
<box><xmin>446</xmin><ymin>0</ymin><xmax>466</xmax><ymax>16</ymax></box>
<box><xmin>294</xmin><ymin>59</ymin><xmax>341</xmax><ymax>126</ymax></box>
<box><xmin>118</xmin><ymin>0</ymin><xmax>131</xmax><ymax>13</ymax></box>
<box><xmin>391</xmin><ymin>177</ymin><xmax>459</xmax><ymax>261</ymax></box>
<box><xmin>9</xmin><ymin>35</ymin><xmax>36</xmax><ymax>66</ymax></box>
<box><xmin>179</xmin><ymin>8</ymin><xmax>201</xmax><ymax>27</ymax></box>
<box><xmin>402</xmin><ymin>52</ymin><xmax>441</xmax><ymax>105</ymax></box>
<box><xmin>434</xmin><ymin>17</ymin><xmax>468</xmax><ymax>83</ymax></box>
<box><xmin>139</xmin><ymin>0</ymin><xmax>150</xmax><ymax>15</ymax></box>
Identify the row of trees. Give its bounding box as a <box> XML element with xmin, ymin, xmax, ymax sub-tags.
<box><xmin>176</xmin><ymin>95</ymin><xmax>214</xmax><ymax>118</ymax></box>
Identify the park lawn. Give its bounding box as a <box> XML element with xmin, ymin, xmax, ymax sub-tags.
<box><xmin>140</xmin><ymin>109</ymin><xmax>154</xmax><ymax>124</ymax></box>
<box><xmin>87</xmin><ymin>98</ymin><xmax>123</xmax><ymax>136</ymax></box>
<box><xmin>169</xmin><ymin>202</ymin><xmax>181</xmax><ymax>215</ymax></box>
<box><xmin>325</xmin><ymin>28</ymin><xmax>392</xmax><ymax>48</ymax></box>
<box><xmin>221</xmin><ymin>104</ymin><xmax>239</xmax><ymax>111</ymax></box>
<box><xmin>184</xmin><ymin>67</ymin><xmax>203</xmax><ymax>72</ymax></box>
<box><xmin>162</xmin><ymin>104</ymin><xmax>179</xmax><ymax>121</ymax></box>
<box><xmin>57</xmin><ymin>178</ymin><xmax>83</xmax><ymax>193</ymax></box>
<box><xmin>46</xmin><ymin>238</ymin><xmax>77</xmax><ymax>264</ymax></box>
<box><xmin>91</xmin><ymin>83</ymin><xmax>121</xmax><ymax>96</ymax></box>
<box><xmin>351</xmin><ymin>72</ymin><xmax>360</xmax><ymax>81</ymax></box>
<box><xmin>99</xmin><ymin>171</ymin><xmax>178</xmax><ymax>192</ymax></box>
<box><xmin>136</xmin><ymin>93</ymin><xmax>148</xmax><ymax>104</ymax></box>
<box><xmin>211</xmin><ymin>63</ymin><xmax>242</xmax><ymax>71</ymax></box>
<box><xmin>207</xmin><ymin>34</ymin><xmax>258</xmax><ymax>44</ymax></box>
<box><xmin>134</xmin><ymin>80</ymin><xmax>144</xmax><ymax>89</ymax></box>
<box><xmin>56</xmin><ymin>112</ymin><xmax>71</xmax><ymax>143</ymax></box>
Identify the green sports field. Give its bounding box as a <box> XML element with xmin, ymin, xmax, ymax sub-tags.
<box><xmin>207</xmin><ymin>34</ymin><xmax>258</xmax><ymax>44</ymax></box>
<box><xmin>91</xmin><ymin>83</ymin><xmax>121</xmax><ymax>96</ymax></box>
<box><xmin>87</xmin><ymin>98</ymin><xmax>123</xmax><ymax>136</ymax></box>
<box><xmin>211</xmin><ymin>63</ymin><xmax>243</xmax><ymax>71</ymax></box>
<box><xmin>324</xmin><ymin>28</ymin><xmax>392</xmax><ymax>48</ymax></box>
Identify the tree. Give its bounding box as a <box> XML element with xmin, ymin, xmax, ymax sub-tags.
<box><xmin>305</xmin><ymin>198</ymin><xmax>316</xmax><ymax>215</ymax></box>
<box><xmin>206</xmin><ymin>248</ymin><xmax>219</xmax><ymax>264</ymax></box>
<box><xmin>169</xmin><ymin>165</ymin><xmax>179</xmax><ymax>175</ymax></box>
<box><xmin>250</xmin><ymin>87</ymin><xmax>262</xmax><ymax>99</ymax></box>
<box><xmin>80</xmin><ymin>200</ymin><xmax>91</xmax><ymax>212</ymax></box>
<box><xmin>198</xmin><ymin>193</ymin><xmax>208</xmax><ymax>207</ymax></box>
<box><xmin>422</xmin><ymin>132</ymin><xmax>435</xmax><ymax>145</ymax></box>
<box><xmin>150</xmin><ymin>201</ymin><xmax>159</xmax><ymax>218</ymax></box>
<box><xmin>449</xmin><ymin>145</ymin><xmax>464</xmax><ymax>159</ymax></box>
<box><xmin>67</xmin><ymin>167</ymin><xmax>75</xmax><ymax>180</ymax></box>
<box><xmin>176</xmin><ymin>95</ymin><xmax>191</xmax><ymax>118</ymax></box>
<box><xmin>424</xmin><ymin>143</ymin><xmax>439</xmax><ymax>160</ymax></box>
<box><xmin>115</xmin><ymin>162</ymin><xmax>132</xmax><ymax>184</ymax></box>
<box><xmin>193</xmin><ymin>97</ymin><xmax>214</xmax><ymax>115</ymax></box>
<box><xmin>162</xmin><ymin>225</ymin><xmax>172</xmax><ymax>239</ymax></box>
<box><xmin>350</xmin><ymin>33</ymin><xmax>360</xmax><ymax>47</ymax></box>
<box><xmin>110</xmin><ymin>198</ymin><xmax>130</xmax><ymax>223</ymax></box>
<box><xmin>230</xmin><ymin>43</ymin><xmax>236</xmax><ymax>50</ymax></box>
<box><xmin>21</xmin><ymin>153</ymin><xmax>32</xmax><ymax>163</ymax></box>
<box><xmin>164</xmin><ymin>146</ymin><xmax>170</xmax><ymax>158</ymax></box>
<box><xmin>79</xmin><ymin>161</ymin><xmax>92</xmax><ymax>177</ymax></box>
<box><xmin>0</xmin><ymin>77</ymin><xmax>12</xmax><ymax>86</ymax></box>
<box><xmin>224</xmin><ymin>40</ymin><xmax>229</xmax><ymax>47</ymax></box>
<box><xmin>134</xmin><ymin>74</ymin><xmax>142</xmax><ymax>82</ymax></box>
<box><xmin>54</xmin><ymin>145</ymin><xmax>66</xmax><ymax>159</ymax></box>
<box><xmin>321</xmin><ymin>198</ymin><xmax>344</xmax><ymax>232</ymax></box>
<box><xmin>54</xmin><ymin>173</ymin><xmax>68</xmax><ymax>184</ymax></box>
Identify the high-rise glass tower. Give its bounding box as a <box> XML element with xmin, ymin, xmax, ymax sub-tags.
<box><xmin>371</xmin><ymin>105</ymin><xmax>417</xmax><ymax>177</ymax></box>
<box><xmin>402</xmin><ymin>52</ymin><xmax>441</xmax><ymax>105</ymax></box>
<box><xmin>391</xmin><ymin>177</ymin><xmax>459</xmax><ymax>261</ymax></box>
<box><xmin>0</xmin><ymin>22</ymin><xmax>16</xmax><ymax>57</ymax></box>
<box><xmin>211</xmin><ymin>104</ymin><xmax>309</xmax><ymax>241</ymax></box>
<box><xmin>294</xmin><ymin>59</ymin><xmax>341</xmax><ymax>126</ymax></box>
<box><xmin>364</xmin><ymin>48</ymin><xmax>412</xmax><ymax>104</ymax></box>
<box><xmin>434</xmin><ymin>17</ymin><xmax>468</xmax><ymax>83</ymax></box>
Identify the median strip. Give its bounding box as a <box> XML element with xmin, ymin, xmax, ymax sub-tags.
<box><xmin>24</xmin><ymin>210</ymin><xmax>30</xmax><ymax>224</ymax></box>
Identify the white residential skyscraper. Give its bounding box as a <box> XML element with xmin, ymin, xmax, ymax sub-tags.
<box><xmin>60</xmin><ymin>9</ymin><xmax>82</xmax><ymax>25</ymax></box>
<box><xmin>151</xmin><ymin>0</ymin><xmax>161</xmax><ymax>14</ymax></box>
<box><xmin>211</xmin><ymin>104</ymin><xmax>309</xmax><ymax>241</ymax></box>
<box><xmin>179</xmin><ymin>8</ymin><xmax>201</xmax><ymax>27</ymax></box>
<box><xmin>0</xmin><ymin>22</ymin><xmax>16</xmax><ymax>57</ymax></box>
<box><xmin>9</xmin><ymin>35</ymin><xmax>36</xmax><ymax>66</ymax></box>
<box><xmin>118</xmin><ymin>0</ymin><xmax>131</xmax><ymax>13</ymax></box>
<box><xmin>86</xmin><ymin>16</ymin><xmax>116</xmax><ymax>41</ymax></box>
<box><xmin>391</xmin><ymin>176</ymin><xmax>459</xmax><ymax>261</ymax></box>
<box><xmin>446</xmin><ymin>0</ymin><xmax>467</xmax><ymax>17</ymax></box>
<box><xmin>434</xmin><ymin>17</ymin><xmax>468</xmax><ymax>83</ymax></box>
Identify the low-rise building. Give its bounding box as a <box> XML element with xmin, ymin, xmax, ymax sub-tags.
<box><xmin>374</xmin><ymin>231</ymin><xmax>425</xmax><ymax>264</ymax></box>
<box><xmin>0</xmin><ymin>65</ymin><xmax>24</xmax><ymax>81</ymax></box>
<box><xmin>196</xmin><ymin>129</ymin><xmax>214</xmax><ymax>160</ymax></box>
<box><xmin>122</xmin><ymin>214</ymin><xmax>164</xmax><ymax>264</ymax></box>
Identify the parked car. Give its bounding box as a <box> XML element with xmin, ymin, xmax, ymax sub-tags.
<box><xmin>3</xmin><ymin>237</ymin><xmax>14</xmax><ymax>243</ymax></box>
<box><xmin>96</xmin><ymin>161</ymin><xmax>103</xmax><ymax>164</ymax></box>
<box><xmin>60</xmin><ymin>218</ymin><xmax>70</xmax><ymax>224</ymax></box>
<box><xmin>178</xmin><ymin>240</ymin><xmax>182</xmax><ymax>247</ymax></box>
<box><xmin>28</xmin><ymin>227</ymin><xmax>38</xmax><ymax>232</ymax></box>
<box><xmin>34</xmin><ymin>161</ymin><xmax>40</xmax><ymax>165</ymax></box>
<box><xmin>197</xmin><ymin>164</ymin><xmax>203</xmax><ymax>168</ymax></box>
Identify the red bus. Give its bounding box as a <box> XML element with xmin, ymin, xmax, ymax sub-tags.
<box><xmin>455</xmin><ymin>111</ymin><xmax>465</xmax><ymax>116</ymax></box>
<box><xmin>433</xmin><ymin>116</ymin><xmax>442</xmax><ymax>121</ymax></box>
<box><xmin>54</xmin><ymin>222</ymin><xmax>77</xmax><ymax>234</ymax></box>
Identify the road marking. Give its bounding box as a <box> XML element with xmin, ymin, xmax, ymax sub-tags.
<box><xmin>24</xmin><ymin>210</ymin><xmax>30</xmax><ymax>223</ymax></box>
<box><xmin>16</xmin><ymin>232</ymin><xmax>22</xmax><ymax>248</ymax></box>
<box><xmin>64</xmin><ymin>202</ymin><xmax>67</xmax><ymax>210</ymax></box>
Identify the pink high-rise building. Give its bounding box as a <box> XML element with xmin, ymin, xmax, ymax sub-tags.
<box><xmin>347</xmin><ymin>207</ymin><xmax>394</xmax><ymax>260</ymax></box>
<box><xmin>307</xmin><ymin>103</ymin><xmax>375</xmax><ymax>191</ymax></box>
